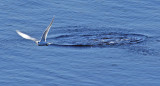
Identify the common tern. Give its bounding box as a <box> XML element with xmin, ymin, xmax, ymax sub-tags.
<box><xmin>16</xmin><ymin>17</ymin><xmax>54</xmax><ymax>46</ymax></box>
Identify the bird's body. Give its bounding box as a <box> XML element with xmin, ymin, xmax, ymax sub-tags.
<box><xmin>36</xmin><ymin>41</ymin><xmax>50</xmax><ymax>46</ymax></box>
<box><xmin>16</xmin><ymin>16</ymin><xmax>55</xmax><ymax>46</ymax></box>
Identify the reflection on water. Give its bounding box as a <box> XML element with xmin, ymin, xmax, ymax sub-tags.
<box><xmin>49</xmin><ymin>26</ymin><xmax>148</xmax><ymax>47</ymax></box>
<box><xmin>47</xmin><ymin>26</ymin><xmax>160</xmax><ymax>56</ymax></box>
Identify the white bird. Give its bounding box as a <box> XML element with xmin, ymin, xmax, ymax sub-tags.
<box><xmin>16</xmin><ymin>17</ymin><xmax>54</xmax><ymax>46</ymax></box>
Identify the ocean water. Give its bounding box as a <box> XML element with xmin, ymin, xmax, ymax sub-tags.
<box><xmin>0</xmin><ymin>0</ymin><xmax>160</xmax><ymax>86</ymax></box>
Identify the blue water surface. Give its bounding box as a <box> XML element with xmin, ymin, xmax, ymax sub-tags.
<box><xmin>0</xmin><ymin>0</ymin><xmax>160</xmax><ymax>86</ymax></box>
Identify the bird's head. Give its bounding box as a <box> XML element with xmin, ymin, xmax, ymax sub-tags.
<box><xmin>35</xmin><ymin>41</ymin><xmax>40</xmax><ymax>45</ymax></box>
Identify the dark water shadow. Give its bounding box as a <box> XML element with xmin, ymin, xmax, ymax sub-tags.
<box><xmin>47</xmin><ymin>26</ymin><xmax>160</xmax><ymax>56</ymax></box>
<box><xmin>49</xmin><ymin>44</ymin><xmax>94</xmax><ymax>48</ymax></box>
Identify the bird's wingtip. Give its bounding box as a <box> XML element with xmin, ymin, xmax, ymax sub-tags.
<box><xmin>16</xmin><ymin>30</ymin><xmax>20</xmax><ymax>32</ymax></box>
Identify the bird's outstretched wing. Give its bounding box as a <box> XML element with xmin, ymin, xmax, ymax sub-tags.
<box><xmin>40</xmin><ymin>16</ymin><xmax>55</xmax><ymax>42</ymax></box>
<box><xmin>16</xmin><ymin>30</ymin><xmax>37</xmax><ymax>42</ymax></box>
